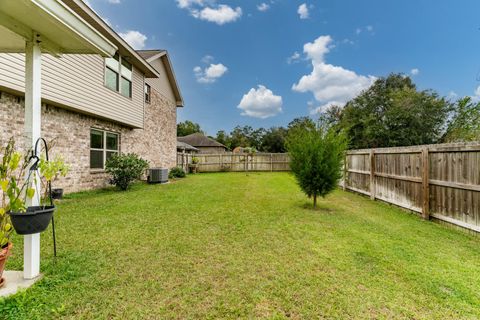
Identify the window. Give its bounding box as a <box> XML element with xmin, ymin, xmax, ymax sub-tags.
<box><xmin>145</xmin><ymin>83</ymin><xmax>151</xmax><ymax>104</ymax></box>
<box><xmin>105</xmin><ymin>53</ymin><xmax>119</xmax><ymax>92</ymax></box>
<box><xmin>105</xmin><ymin>53</ymin><xmax>132</xmax><ymax>98</ymax></box>
<box><xmin>90</xmin><ymin>129</ymin><xmax>119</xmax><ymax>169</ymax></box>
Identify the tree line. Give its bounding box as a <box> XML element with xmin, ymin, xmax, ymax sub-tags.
<box><xmin>178</xmin><ymin>73</ymin><xmax>480</xmax><ymax>151</ymax></box>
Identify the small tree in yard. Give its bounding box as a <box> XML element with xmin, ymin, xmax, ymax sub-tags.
<box><xmin>286</xmin><ymin>124</ymin><xmax>347</xmax><ymax>208</ymax></box>
<box><xmin>105</xmin><ymin>153</ymin><xmax>149</xmax><ymax>191</ymax></box>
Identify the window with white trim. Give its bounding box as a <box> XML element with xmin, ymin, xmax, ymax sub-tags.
<box><xmin>90</xmin><ymin>129</ymin><xmax>120</xmax><ymax>169</ymax></box>
<box><xmin>105</xmin><ymin>53</ymin><xmax>132</xmax><ymax>98</ymax></box>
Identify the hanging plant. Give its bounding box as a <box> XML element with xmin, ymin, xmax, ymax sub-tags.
<box><xmin>7</xmin><ymin>138</ymin><xmax>68</xmax><ymax>235</ymax></box>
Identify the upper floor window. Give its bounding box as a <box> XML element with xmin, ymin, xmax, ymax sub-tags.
<box><xmin>145</xmin><ymin>83</ymin><xmax>151</xmax><ymax>104</ymax></box>
<box><xmin>105</xmin><ymin>53</ymin><xmax>132</xmax><ymax>98</ymax></box>
<box><xmin>90</xmin><ymin>129</ymin><xmax>120</xmax><ymax>169</ymax></box>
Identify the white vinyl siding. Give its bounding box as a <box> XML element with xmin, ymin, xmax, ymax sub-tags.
<box><xmin>0</xmin><ymin>53</ymin><xmax>145</xmax><ymax>128</ymax></box>
<box><xmin>144</xmin><ymin>58</ymin><xmax>176</xmax><ymax>103</ymax></box>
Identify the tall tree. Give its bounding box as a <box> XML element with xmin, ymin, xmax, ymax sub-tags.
<box><xmin>443</xmin><ymin>97</ymin><xmax>480</xmax><ymax>142</ymax></box>
<box><xmin>177</xmin><ymin>121</ymin><xmax>203</xmax><ymax>137</ymax></box>
<box><xmin>215</xmin><ymin>130</ymin><xmax>229</xmax><ymax>147</ymax></box>
<box><xmin>286</xmin><ymin>123</ymin><xmax>347</xmax><ymax>208</ymax></box>
<box><xmin>287</xmin><ymin>117</ymin><xmax>316</xmax><ymax>132</ymax></box>
<box><xmin>336</xmin><ymin>73</ymin><xmax>451</xmax><ymax>149</ymax></box>
<box><xmin>261</xmin><ymin>127</ymin><xmax>287</xmax><ymax>153</ymax></box>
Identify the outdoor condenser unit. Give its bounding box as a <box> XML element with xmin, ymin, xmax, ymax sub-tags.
<box><xmin>147</xmin><ymin>168</ymin><xmax>169</xmax><ymax>184</ymax></box>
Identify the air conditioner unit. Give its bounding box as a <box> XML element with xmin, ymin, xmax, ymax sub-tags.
<box><xmin>147</xmin><ymin>168</ymin><xmax>169</xmax><ymax>184</ymax></box>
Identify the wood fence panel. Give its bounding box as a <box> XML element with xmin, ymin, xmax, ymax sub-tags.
<box><xmin>177</xmin><ymin>153</ymin><xmax>290</xmax><ymax>173</ymax></box>
<box><xmin>344</xmin><ymin>142</ymin><xmax>480</xmax><ymax>233</ymax></box>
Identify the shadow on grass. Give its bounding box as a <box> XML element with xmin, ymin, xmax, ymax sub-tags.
<box><xmin>299</xmin><ymin>201</ymin><xmax>336</xmax><ymax>213</ymax></box>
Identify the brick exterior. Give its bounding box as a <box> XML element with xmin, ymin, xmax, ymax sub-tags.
<box><xmin>0</xmin><ymin>89</ymin><xmax>177</xmax><ymax>193</ymax></box>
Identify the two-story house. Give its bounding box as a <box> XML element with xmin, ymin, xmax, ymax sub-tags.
<box><xmin>0</xmin><ymin>0</ymin><xmax>183</xmax><ymax>193</ymax></box>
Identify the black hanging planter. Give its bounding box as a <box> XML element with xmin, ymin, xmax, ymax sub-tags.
<box><xmin>6</xmin><ymin>137</ymin><xmax>58</xmax><ymax>256</ymax></box>
<box><xmin>8</xmin><ymin>206</ymin><xmax>55</xmax><ymax>235</ymax></box>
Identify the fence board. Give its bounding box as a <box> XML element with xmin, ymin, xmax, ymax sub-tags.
<box><xmin>344</xmin><ymin>142</ymin><xmax>480</xmax><ymax>233</ymax></box>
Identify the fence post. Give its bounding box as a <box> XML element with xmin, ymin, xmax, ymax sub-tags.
<box><xmin>270</xmin><ymin>153</ymin><xmax>273</xmax><ymax>172</ymax></box>
<box><xmin>422</xmin><ymin>147</ymin><xmax>430</xmax><ymax>220</ymax></box>
<box><xmin>343</xmin><ymin>154</ymin><xmax>347</xmax><ymax>191</ymax></box>
<box><xmin>370</xmin><ymin>149</ymin><xmax>375</xmax><ymax>200</ymax></box>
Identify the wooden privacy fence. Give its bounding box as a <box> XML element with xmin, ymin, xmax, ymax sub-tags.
<box><xmin>177</xmin><ymin>153</ymin><xmax>290</xmax><ymax>173</ymax></box>
<box><xmin>343</xmin><ymin>142</ymin><xmax>480</xmax><ymax>233</ymax></box>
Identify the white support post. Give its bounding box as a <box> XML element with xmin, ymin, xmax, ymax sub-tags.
<box><xmin>23</xmin><ymin>38</ymin><xmax>42</xmax><ymax>280</ymax></box>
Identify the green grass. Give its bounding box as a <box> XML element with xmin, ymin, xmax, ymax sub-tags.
<box><xmin>1</xmin><ymin>172</ymin><xmax>480</xmax><ymax>319</ymax></box>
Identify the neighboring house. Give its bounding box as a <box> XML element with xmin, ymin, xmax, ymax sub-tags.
<box><xmin>177</xmin><ymin>133</ymin><xmax>227</xmax><ymax>154</ymax></box>
<box><xmin>0</xmin><ymin>0</ymin><xmax>183</xmax><ymax>193</ymax></box>
<box><xmin>177</xmin><ymin>141</ymin><xmax>199</xmax><ymax>154</ymax></box>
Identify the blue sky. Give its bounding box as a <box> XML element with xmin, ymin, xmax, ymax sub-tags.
<box><xmin>88</xmin><ymin>0</ymin><xmax>480</xmax><ymax>135</ymax></box>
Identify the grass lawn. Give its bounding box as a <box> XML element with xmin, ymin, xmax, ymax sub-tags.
<box><xmin>1</xmin><ymin>172</ymin><xmax>480</xmax><ymax>319</ymax></box>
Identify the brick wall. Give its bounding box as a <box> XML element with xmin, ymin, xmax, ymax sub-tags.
<box><xmin>0</xmin><ymin>89</ymin><xmax>177</xmax><ymax>193</ymax></box>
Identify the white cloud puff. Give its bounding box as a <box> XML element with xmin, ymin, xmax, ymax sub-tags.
<box><xmin>257</xmin><ymin>3</ymin><xmax>270</xmax><ymax>12</ymax></box>
<box><xmin>194</xmin><ymin>63</ymin><xmax>228</xmax><ymax>83</ymax></box>
<box><xmin>298</xmin><ymin>3</ymin><xmax>309</xmax><ymax>19</ymax></box>
<box><xmin>287</xmin><ymin>51</ymin><xmax>301</xmax><ymax>64</ymax></box>
<box><xmin>176</xmin><ymin>0</ymin><xmax>242</xmax><ymax>25</ymax></box>
<box><xmin>119</xmin><ymin>30</ymin><xmax>147</xmax><ymax>49</ymax></box>
<box><xmin>191</xmin><ymin>5</ymin><xmax>242</xmax><ymax>25</ymax></box>
<box><xmin>292</xmin><ymin>35</ymin><xmax>376</xmax><ymax>113</ymax></box>
<box><xmin>410</xmin><ymin>68</ymin><xmax>419</xmax><ymax>76</ymax></box>
<box><xmin>238</xmin><ymin>85</ymin><xmax>283</xmax><ymax>119</ymax></box>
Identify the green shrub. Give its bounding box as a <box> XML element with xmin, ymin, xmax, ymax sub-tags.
<box><xmin>105</xmin><ymin>153</ymin><xmax>149</xmax><ymax>191</ymax></box>
<box><xmin>169</xmin><ymin>167</ymin><xmax>186</xmax><ymax>179</ymax></box>
<box><xmin>286</xmin><ymin>124</ymin><xmax>347</xmax><ymax>208</ymax></box>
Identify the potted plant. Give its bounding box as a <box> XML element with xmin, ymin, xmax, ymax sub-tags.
<box><xmin>189</xmin><ymin>156</ymin><xmax>200</xmax><ymax>174</ymax></box>
<box><xmin>7</xmin><ymin>138</ymin><xmax>68</xmax><ymax>236</ymax></box>
<box><xmin>0</xmin><ymin>138</ymin><xmax>28</xmax><ymax>287</ymax></box>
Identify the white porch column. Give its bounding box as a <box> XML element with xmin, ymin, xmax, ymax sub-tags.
<box><xmin>23</xmin><ymin>38</ymin><xmax>42</xmax><ymax>280</ymax></box>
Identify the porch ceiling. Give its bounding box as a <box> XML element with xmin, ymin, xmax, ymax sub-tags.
<box><xmin>0</xmin><ymin>0</ymin><xmax>117</xmax><ymax>56</ymax></box>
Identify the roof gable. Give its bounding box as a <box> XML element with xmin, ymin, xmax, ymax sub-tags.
<box><xmin>137</xmin><ymin>49</ymin><xmax>183</xmax><ymax>107</ymax></box>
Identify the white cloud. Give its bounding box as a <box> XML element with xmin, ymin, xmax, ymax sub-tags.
<box><xmin>238</xmin><ymin>85</ymin><xmax>283</xmax><ymax>119</ymax></box>
<box><xmin>107</xmin><ymin>0</ymin><xmax>120</xmax><ymax>3</ymax></box>
<box><xmin>292</xmin><ymin>35</ymin><xmax>376</xmax><ymax>113</ymax></box>
<box><xmin>194</xmin><ymin>63</ymin><xmax>228</xmax><ymax>83</ymax></box>
<box><xmin>356</xmin><ymin>25</ymin><xmax>374</xmax><ymax>35</ymax></box>
<box><xmin>201</xmin><ymin>55</ymin><xmax>215</xmax><ymax>63</ymax></box>
<box><xmin>410</xmin><ymin>68</ymin><xmax>419</xmax><ymax>76</ymax></box>
<box><xmin>287</xmin><ymin>51</ymin><xmax>301</xmax><ymax>64</ymax></box>
<box><xmin>257</xmin><ymin>3</ymin><xmax>270</xmax><ymax>11</ymax></box>
<box><xmin>298</xmin><ymin>3</ymin><xmax>309</xmax><ymax>19</ymax></box>
<box><xmin>176</xmin><ymin>0</ymin><xmax>207</xmax><ymax>9</ymax></box>
<box><xmin>118</xmin><ymin>30</ymin><xmax>147</xmax><ymax>49</ymax></box>
<box><xmin>471</xmin><ymin>86</ymin><xmax>480</xmax><ymax>102</ymax></box>
<box><xmin>448</xmin><ymin>91</ymin><xmax>458</xmax><ymax>100</ymax></box>
<box><xmin>177</xmin><ymin>1</ymin><xmax>242</xmax><ymax>25</ymax></box>
<box><xmin>191</xmin><ymin>5</ymin><xmax>242</xmax><ymax>25</ymax></box>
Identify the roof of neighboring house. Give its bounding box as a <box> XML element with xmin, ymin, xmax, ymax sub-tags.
<box><xmin>177</xmin><ymin>141</ymin><xmax>199</xmax><ymax>152</ymax></box>
<box><xmin>137</xmin><ymin>49</ymin><xmax>184</xmax><ymax>107</ymax></box>
<box><xmin>178</xmin><ymin>133</ymin><xmax>227</xmax><ymax>149</ymax></box>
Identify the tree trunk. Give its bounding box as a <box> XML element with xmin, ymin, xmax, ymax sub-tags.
<box><xmin>313</xmin><ymin>194</ymin><xmax>317</xmax><ymax>209</ymax></box>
